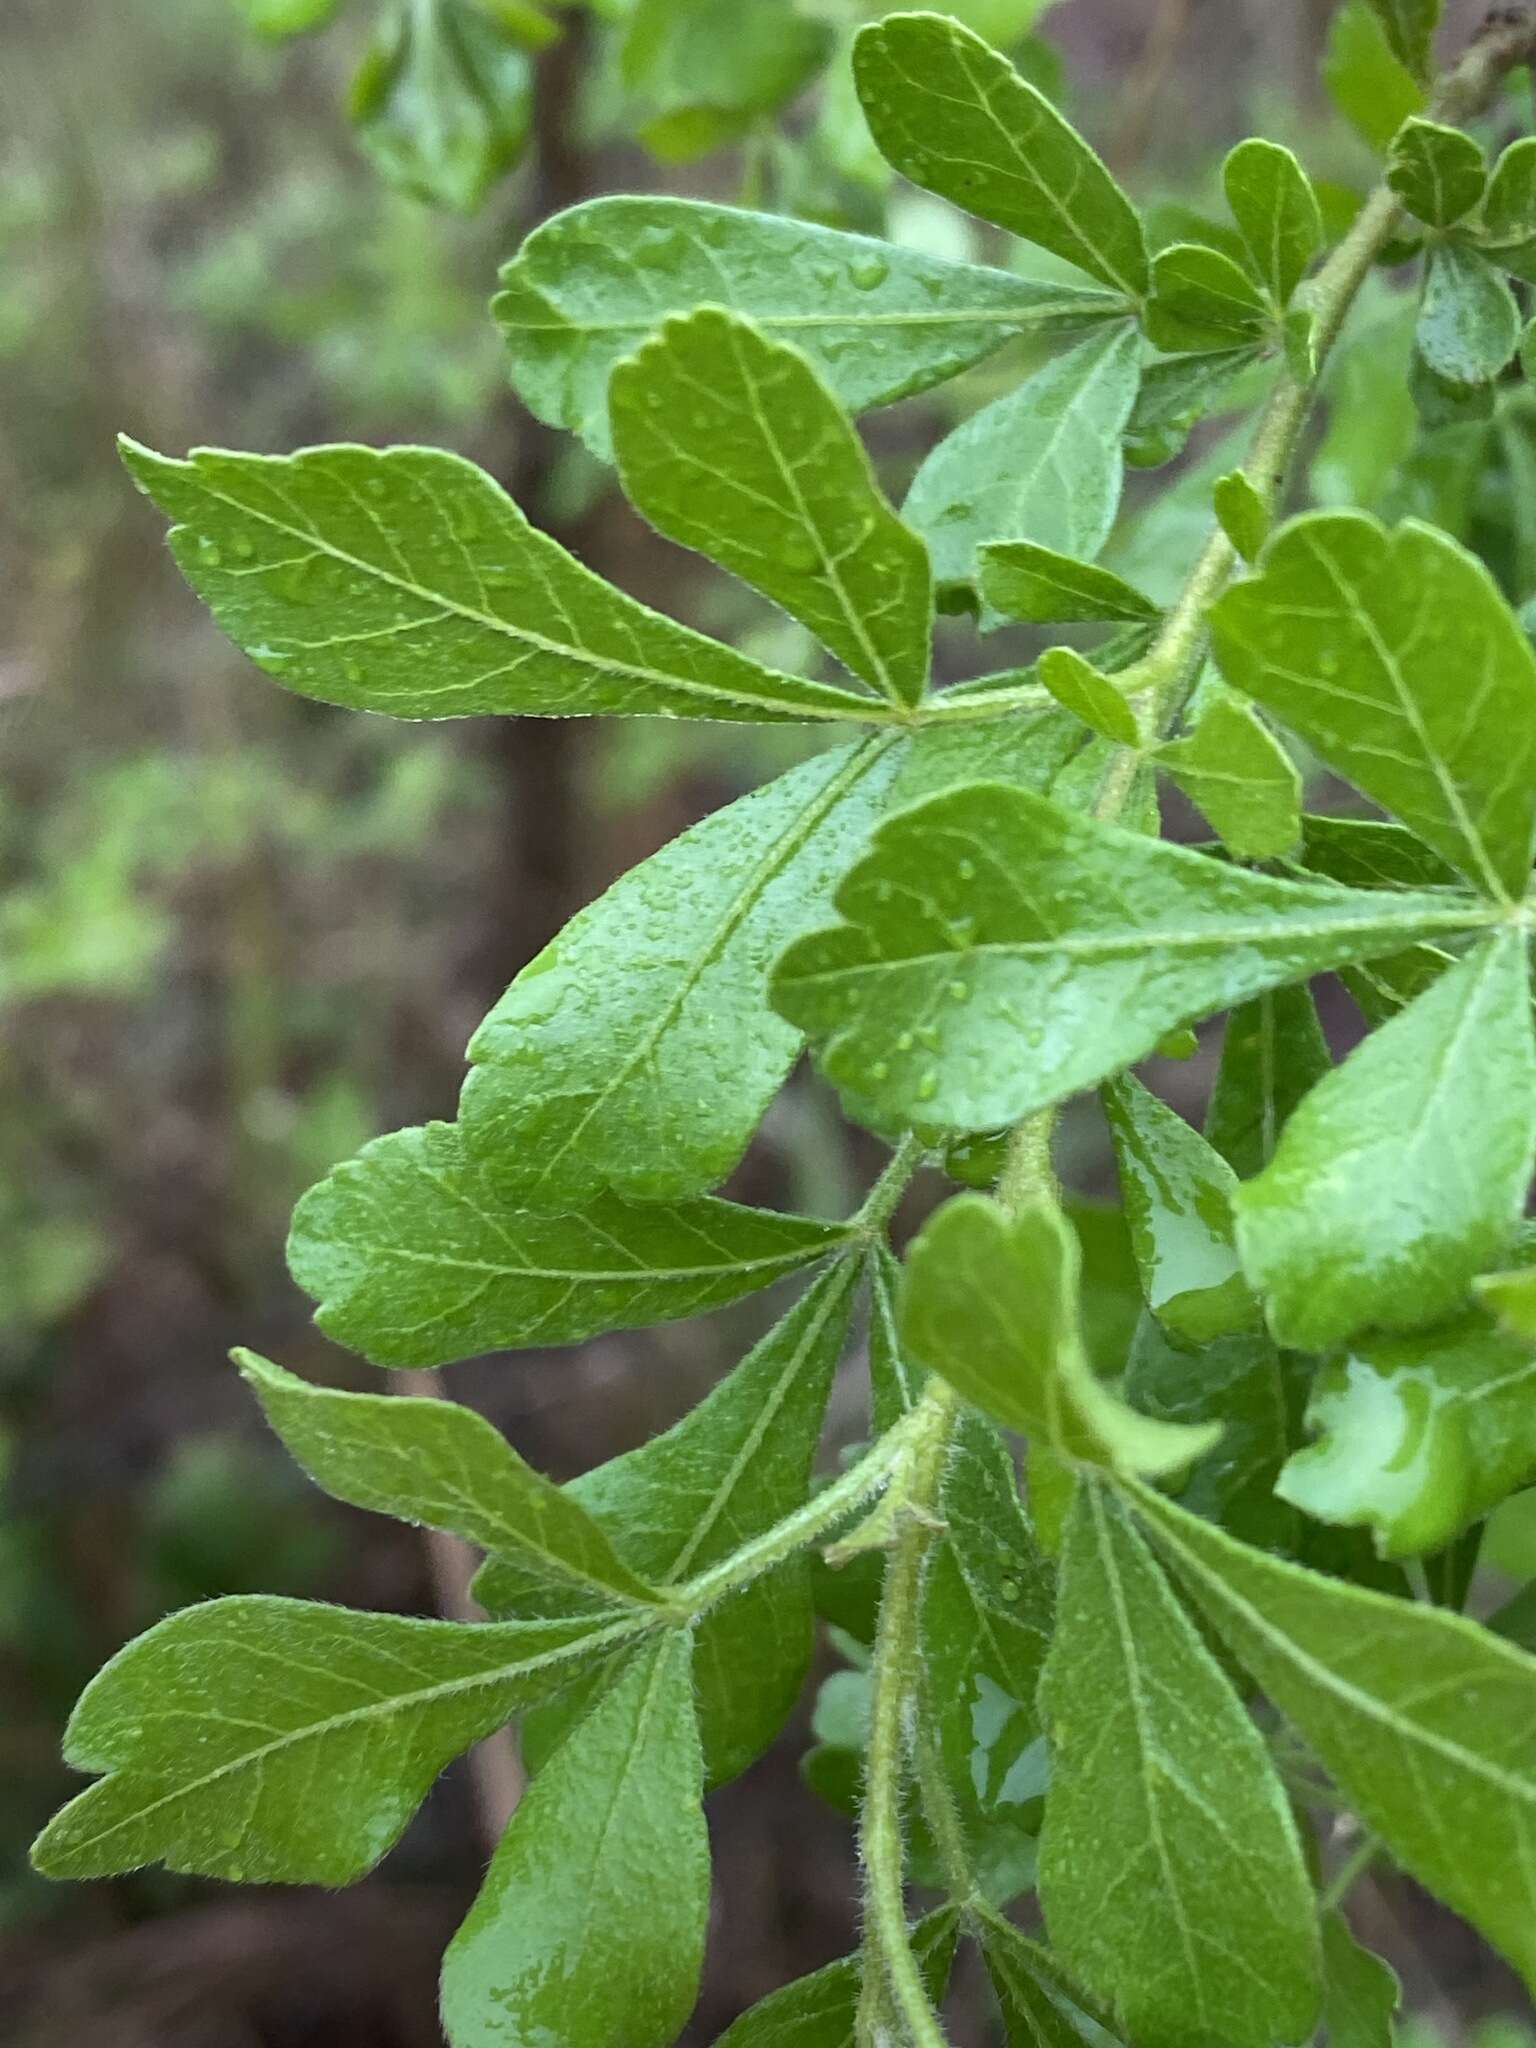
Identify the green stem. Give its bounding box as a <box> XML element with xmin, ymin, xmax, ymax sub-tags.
<box><xmin>855</xmin><ymin>1131</ymin><xmax>929</xmax><ymax>1236</ymax></box>
<box><xmin>913</xmin><ymin>1711</ymin><xmax>979</xmax><ymax>1914</ymax></box>
<box><xmin>1319</xmin><ymin>1831</ymin><xmax>1383</xmax><ymax>1915</ymax></box>
<box><xmin>856</xmin><ymin>1378</ymin><xmax>964</xmax><ymax>2048</ymax></box>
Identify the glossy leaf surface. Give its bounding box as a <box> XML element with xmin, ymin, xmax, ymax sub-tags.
<box><xmin>901</xmin><ymin>1192</ymin><xmax>1219</xmax><ymax>1477</ymax></box>
<box><xmin>122</xmin><ymin>439</ymin><xmax>876</xmax><ymax>726</ymax></box>
<box><xmin>1038</xmin><ymin>647</ymin><xmax>1138</xmax><ymax>746</ymax></box>
<box><xmin>1130</xmin><ymin>1478</ymin><xmax>1536</xmax><ymax>1990</ymax></box>
<box><xmin>977</xmin><ymin>541</ymin><xmax>1156</xmax><ymax>626</ymax></box>
<box><xmin>610</xmin><ymin>311</ymin><xmax>931</xmax><ymax>705</ymax></box>
<box><xmin>32</xmin><ymin>1598</ymin><xmax>617</xmax><ymax>1883</ymax></box>
<box><xmin>1387</xmin><ymin>117</ymin><xmax>1485</xmax><ymax>226</ymax></box>
<box><xmin>853</xmin><ymin>13</ymin><xmax>1148</xmax><ymax>296</ymax></box>
<box><xmin>771</xmin><ymin>781</ymin><xmax>1484</xmax><ymax>1134</ymax></box>
<box><xmin>903</xmin><ymin>321</ymin><xmax>1142</xmax><ymax>594</ymax></box>
<box><xmin>494</xmin><ymin>197</ymin><xmax>1121</xmax><ymax>458</ymax></box>
<box><xmin>288</xmin><ymin>1121</ymin><xmax>850</xmax><ymax>1367</ymax></box>
<box><xmin>1206</xmin><ymin>984</ymin><xmax>1332</xmax><ymax>1181</ymax></box>
<box><xmin>237</xmin><ymin>1351</ymin><xmax>657</xmax><ymax>1606</ymax></box>
<box><xmin>439</xmin><ymin>1629</ymin><xmax>708</xmax><ymax>2048</ymax></box>
<box><xmin>1211</xmin><ymin>511</ymin><xmax>1536</xmax><ymax>897</ymax></box>
<box><xmin>1223</xmin><ymin>139</ymin><xmax>1324</xmax><ymax>306</ymax></box>
<box><xmin>460</xmin><ymin>740</ymin><xmax>901</xmax><ymax>1212</ymax></box>
<box><xmin>1278</xmin><ymin>1309</ymin><xmax>1536</xmax><ymax>1556</ymax></box>
<box><xmin>1038</xmin><ymin>1484</ymin><xmax>1322</xmax><ymax>2047</ymax></box>
<box><xmin>1156</xmin><ymin>693</ymin><xmax>1301</xmax><ymax>860</ymax></box>
<box><xmin>1145</xmin><ymin>243</ymin><xmax>1272</xmax><ymax>353</ymax></box>
<box><xmin>1234</xmin><ymin>934</ymin><xmax>1536</xmax><ymax>1349</ymax></box>
<box><xmin>1417</xmin><ymin>241</ymin><xmax>1521</xmax><ymax>387</ymax></box>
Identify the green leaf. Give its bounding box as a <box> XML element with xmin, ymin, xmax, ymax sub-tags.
<box><xmin>1126</xmin><ymin>1476</ymin><xmax>1536</xmax><ymax>1993</ymax></box>
<box><xmin>1206</xmin><ymin>985</ymin><xmax>1332</xmax><ymax>1181</ymax></box>
<box><xmin>349</xmin><ymin>0</ymin><xmax>532</xmax><ymax>213</ymax></box>
<box><xmin>120</xmin><ymin>438</ymin><xmax>878</xmax><ymax>727</ymax></box>
<box><xmin>1478</xmin><ymin>1262</ymin><xmax>1536</xmax><ymax>1338</ymax></box>
<box><xmin>459</xmin><ymin>740</ymin><xmax>901</xmax><ymax>1213</ymax></box>
<box><xmin>770</xmin><ymin>781</ymin><xmax>1485</xmax><ymax>1135</ymax></box>
<box><xmin>1103</xmin><ymin>1074</ymin><xmax>1258</xmax><ymax>1343</ymax></box>
<box><xmin>901</xmin><ymin>1192</ymin><xmax>1220</xmax><ymax>1477</ymax></box>
<box><xmin>439</xmin><ymin>1629</ymin><xmax>708</xmax><ymax>2048</ymax></box>
<box><xmin>1124</xmin><ymin>1316</ymin><xmax>1300</xmax><ymax>1552</ymax></box>
<box><xmin>1325</xmin><ymin>0</ymin><xmax>1426</xmax><ymax>152</ymax></box>
<box><xmin>1156</xmin><ymin>692</ymin><xmax>1301</xmax><ymax>860</ymax></box>
<box><xmin>1234</xmin><ymin>934</ymin><xmax>1536</xmax><ymax>1349</ymax></box>
<box><xmin>1321</xmin><ymin>1911</ymin><xmax>1400</xmax><ymax>2048</ymax></box>
<box><xmin>1387</xmin><ymin>117</ymin><xmax>1486</xmax><ymax>227</ymax></box>
<box><xmin>1278</xmin><ymin>1308</ymin><xmax>1536</xmax><ymax>1556</ymax></box>
<box><xmin>477</xmin><ymin>1258</ymin><xmax>861</xmax><ymax>1782</ymax></box>
<box><xmin>288</xmin><ymin>1121</ymin><xmax>850</xmax><ymax>1368</ymax></box>
<box><xmin>31</xmin><ymin>1597</ymin><xmax>620</xmax><ymax>1882</ymax></box>
<box><xmin>1038</xmin><ymin>647</ymin><xmax>1139</xmax><ymax>745</ymax></box>
<box><xmin>238</xmin><ymin>0</ymin><xmax>342</xmax><ymax>35</ymax></box>
<box><xmin>977</xmin><ymin>542</ymin><xmax>1158</xmax><ymax>626</ymax></box>
<box><xmin>852</xmin><ymin>13</ymin><xmax>1148</xmax><ymax>297</ymax></box>
<box><xmin>1145</xmin><ymin>243</ymin><xmax>1272</xmax><ymax>354</ymax></box>
<box><xmin>1211</xmin><ymin>470</ymin><xmax>1270</xmax><ymax>562</ymax></box>
<box><xmin>1125</xmin><ymin>346</ymin><xmax>1267</xmax><ymax>465</ymax></box>
<box><xmin>1365</xmin><ymin>0</ymin><xmax>1439</xmax><ymax>79</ymax></box>
<box><xmin>1418</xmin><ymin>242</ymin><xmax>1521</xmax><ymax>386</ymax></box>
<box><xmin>619</xmin><ymin>0</ymin><xmax>830</xmax><ymax>160</ymax></box>
<box><xmin>978</xmin><ymin>1909</ymin><xmax>1124</xmax><ymax>2047</ymax></box>
<box><xmin>889</xmin><ymin>706</ymin><xmax>1085</xmax><ymax>809</ymax></box>
<box><xmin>1211</xmin><ymin>510</ymin><xmax>1536</xmax><ymax>898</ymax></box>
<box><xmin>1483</xmin><ymin>137</ymin><xmax>1536</xmax><ymax>246</ymax></box>
<box><xmin>493</xmin><ymin>198</ymin><xmax>1123</xmax><ymax>460</ymax></box>
<box><xmin>234</xmin><ymin>1350</ymin><xmax>657</xmax><ymax>1607</ymax></box>
<box><xmin>1037</xmin><ymin>1484</ymin><xmax>1322</xmax><ymax>2047</ymax></box>
<box><xmin>610</xmin><ymin>311</ymin><xmax>931</xmax><ymax>706</ymax></box>
<box><xmin>715</xmin><ymin>1908</ymin><xmax>959</xmax><ymax>2047</ymax></box>
<box><xmin>921</xmin><ymin>1413</ymin><xmax>1054</xmax><ymax>1857</ymax></box>
<box><xmin>903</xmin><ymin>321</ymin><xmax>1143</xmax><ymax>596</ymax></box>
<box><xmin>1222</xmin><ymin>140</ymin><xmax>1324</xmax><ymax>307</ymax></box>
<box><xmin>1294</xmin><ymin>816</ymin><xmax>1461</xmax><ymax>1022</ymax></box>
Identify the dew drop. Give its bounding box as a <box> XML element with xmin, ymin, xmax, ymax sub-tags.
<box><xmin>957</xmin><ymin>858</ymin><xmax>976</xmax><ymax>882</ymax></box>
<box><xmin>850</xmin><ymin>254</ymin><xmax>890</xmax><ymax>291</ymax></box>
<box><xmin>196</xmin><ymin>537</ymin><xmax>222</xmax><ymax>567</ymax></box>
<box><xmin>1000</xmin><ymin>1577</ymin><xmax>1020</xmax><ymax>1602</ymax></box>
<box><xmin>947</xmin><ymin>979</ymin><xmax>970</xmax><ymax>1003</ymax></box>
<box><xmin>916</xmin><ymin>1069</ymin><xmax>939</xmax><ymax>1102</ymax></box>
<box><xmin>915</xmin><ymin>1024</ymin><xmax>941</xmax><ymax>1051</ymax></box>
<box><xmin>896</xmin><ymin>1031</ymin><xmax>914</xmax><ymax>1052</ymax></box>
<box><xmin>782</xmin><ymin>534</ymin><xmax>821</xmax><ymax>574</ymax></box>
<box><xmin>343</xmin><ymin>660</ymin><xmax>363</xmax><ymax>684</ymax></box>
<box><xmin>233</xmin><ymin>536</ymin><xmax>256</xmax><ymax>561</ymax></box>
<box><xmin>868</xmin><ymin>1060</ymin><xmax>891</xmax><ymax>1083</ymax></box>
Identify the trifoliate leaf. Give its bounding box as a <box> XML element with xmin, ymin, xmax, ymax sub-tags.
<box><xmin>1103</xmin><ymin>1074</ymin><xmax>1258</xmax><ymax>1343</ymax></box>
<box><xmin>852</xmin><ymin>13</ymin><xmax>1148</xmax><ymax>297</ymax></box>
<box><xmin>977</xmin><ymin>542</ymin><xmax>1158</xmax><ymax>626</ymax></box>
<box><xmin>288</xmin><ymin>1121</ymin><xmax>851</xmax><ymax>1368</ymax></box>
<box><xmin>1417</xmin><ymin>242</ymin><xmax>1522</xmax><ymax>386</ymax></box>
<box><xmin>460</xmin><ymin>739</ymin><xmax>902</xmax><ymax>1214</ymax></box>
<box><xmin>494</xmin><ymin>197</ymin><xmax>1123</xmax><ymax>459</ymax></box>
<box><xmin>610</xmin><ymin>311</ymin><xmax>931</xmax><ymax>705</ymax></box>
<box><xmin>1156</xmin><ymin>693</ymin><xmax>1301</xmax><ymax>859</ymax></box>
<box><xmin>1037</xmin><ymin>646</ymin><xmax>1139</xmax><ymax>745</ymax></box>
<box><xmin>1038</xmin><ymin>1484</ymin><xmax>1322</xmax><ymax>2047</ymax></box>
<box><xmin>1211</xmin><ymin>469</ymin><xmax>1270</xmax><ymax>561</ymax></box>
<box><xmin>1387</xmin><ymin>117</ymin><xmax>1486</xmax><ymax>227</ymax></box>
<box><xmin>1211</xmin><ymin>511</ymin><xmax>1536</xmax><ymax>897</ymax></box>
<box><xmin>1127</xmin><ymin>1477</ymin><xmax>1536</xmax><ymax>1993</ymax></box>
<box><xmin>235</xmin><ymin>1350</ymin><xmax>657</xmax><ymax>1607</ymax></box>
<box><xmin>1145</xmin><ymin>243</ymin><xmax>1272</xmax><ymax>354</ymax></box>
<box><xmin>901</xmin><ymin>1192</ymin><xmax>1220</xmax><ymax>1477</ymax></box>
<box><xmin>1223</xmin><ymin>140</ymin><xmax>1324</xmax><ymax>307</ymax></box>
<box><xmin>477</xmin><ymin>1258</ymin><xmax>861</xmax><ymax>1783</ymax></box>
<box><xmin>904</xmin><ymin>321</ymin><xmax>1142</xmax><ymax>596</ymax></box>
<box><xmin>121</xmin><ymin>439</ymin><xmax>877</xmax><ymax>726</ymax></box>
<box><xmin>770</xmin><ymin>781</ymin><xmax>1487</xmax><ymax>1135</ymax></box>
<box><xmin>31</xmin><ymin>1598</ymin><xmax>621</xmax><ymax>1882</ymax></box>
<box><xmin>1325</xmin><ymin>1</ymin><xmax>1425</xmax><ymax>151</ymax></box>
<box><xmin>1278</xmin><ymin>1308</ymin><xmax>1536</xmax><ymax>1556</ymax></box>
<box><xmin>439</xmin><ymin>1629</ymin><xmax>708</xmax><ymax>2048</ymax></box>
<box><xmin>1321</xmin><ymin>1912</ymin><xmax>1400</xmax><ymax>2048</ymax></box>
<box><xmin>1234</xmin><ymin>934</ymin><xmax>1536</xmax><ymax>1349</ymax></box>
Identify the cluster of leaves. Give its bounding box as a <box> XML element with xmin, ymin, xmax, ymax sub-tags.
<box><xmin>39</xmin><ymin>1</ymin><xmax>1536</xmax><ymax>2042</ymax></box>
<box><xmin>236</xmin><ymin>0</ymin><xmax>1063</xmax><ymax>213</ymax></box>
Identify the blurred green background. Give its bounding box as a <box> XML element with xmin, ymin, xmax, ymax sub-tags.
<box><xmin>3</xmin><ymin>0</ymin><xmax>1534</xmax><ymax>2040</ymax></box>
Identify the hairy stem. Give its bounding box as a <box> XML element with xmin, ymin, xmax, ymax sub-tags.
<box><xmin>856</xmin><ymin>1378</ymin><xmax>964</xmax><ymax>2047</ymax></box>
